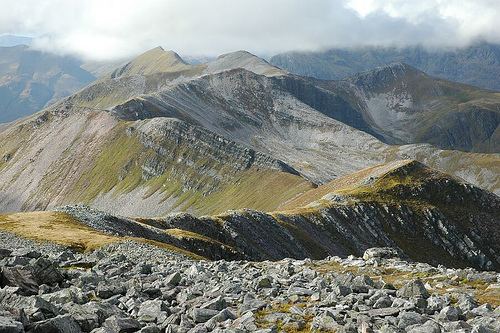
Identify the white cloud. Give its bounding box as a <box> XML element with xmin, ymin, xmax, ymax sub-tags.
<box><xmin>1</xmin><ymin>0</ymin><xmax>499</xmax><ymax>60</ymax></box>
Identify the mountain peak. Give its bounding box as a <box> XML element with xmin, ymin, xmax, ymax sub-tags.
<box><xmin>349</xmin><ymin>62</ymin><xmax>421</xmax><ymax>82</ymax></box>
<box><xmin>205</xmin><ymin>50</ymin><xmax>286</xmax><ymax>77</ymax></box>
<box><xmin>110</xmin><ymin>47</ymin><xmax>191</xmax><ymax>78</ymax></box>
<box><xmin>345</xmin><ymin>62</ymin><xmax>427</xmax><ymax>95</ymax></box>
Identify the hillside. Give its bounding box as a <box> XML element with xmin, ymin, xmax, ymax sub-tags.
<box><xmin>0</xmin><ymin>45</ymin><xmax>95</xmax><ymax>123</ymax></box>
<box><xmin>270</xmin><ymin>42</ymin><xmax>500</xmax><ymax>90</ymax></box>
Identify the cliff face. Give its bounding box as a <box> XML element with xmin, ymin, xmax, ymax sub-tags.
<box><xmin>345</xmin><ymin>63</ymin><xmax>500</xmax><ymax>152</ymax></box>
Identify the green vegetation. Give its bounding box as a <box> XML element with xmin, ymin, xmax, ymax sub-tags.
<box><xmin>70</xmin><ymin>123</ymin><xmax>144</xmax><ymax>202</ymax></box>
<box><xmin>194</xmin><ymin>169</ymin><xmax>314</xmax><ymax>215</ymax></box>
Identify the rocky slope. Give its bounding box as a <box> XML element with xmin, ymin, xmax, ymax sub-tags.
<box><xmin>270</xmin><ymin>42</ymin><xmax>500</xmax><ymax>90</ymax></box>
<box><xmin>0</xmin><ymin>45</ymin><xmax>96</xmax><ymax>123</ymax></box>
<box><xmin>0</xmin><ymin>232</ymin><xmax>498</xmax><ymax>332</ymax></box>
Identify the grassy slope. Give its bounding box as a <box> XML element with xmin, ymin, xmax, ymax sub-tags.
<box><xmin>0</xmin><ymin>211</ymin><xmax>199</xmax><ymax>258</ymax></box>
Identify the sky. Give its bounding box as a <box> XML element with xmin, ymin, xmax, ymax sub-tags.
<box><xmin>0</xmin><ymin>0</ymin><xmax>499</xmax><ymax>60</ymax></box>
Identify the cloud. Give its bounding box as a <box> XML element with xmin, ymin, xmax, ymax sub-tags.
<box><xmin>1</xmin><ymin>0</ymin><xmax>499</xmax><ymax>60</ymax></box>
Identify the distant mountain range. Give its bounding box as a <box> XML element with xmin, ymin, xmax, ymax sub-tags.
<box><xmin>0</xmin><ymin>34</ymin><xmax>32</xmax><ymax>47</ymax></box>
<box><xmin>0</xmin><ymin>45</ymin><xmax>95</xmax><ymax>123</ymax></box>
<box><xmin>270</xmin><ymin>42</ymin><xmax>500</xmax><ymax>91</ymax></box>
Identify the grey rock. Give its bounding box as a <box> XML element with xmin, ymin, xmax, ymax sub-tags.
<box><xmin>287</xmin><ymin>286</ymin><xmax>313</xmax><ymax>296</ymax></box>
<box><xmin>65</xmin><ymin>302</ymin><xmax>115</xmax><ymax>332</ymax></box>
<box><xmin>103</xmin><ymin>315</ymin><xmax>142</xmax><ymax>333</ymax></box>
<box><xmin>438</xmin><ymin>306</ymin><xmax>462</xmax><ymax>321</ymax></box>
<box><xmin>367</xmin><ymin>307</ymin><xmax>400</xmax><ymax>317</ymax></box>
<box><xmin>137</xmin><ymin>300</ymin><xmax>167</xmax><ymax>323</ymax></box>
<box><xmin>191</xmin><ymin>309</ymin><xmax>218</xmax><ymax>323</ymax></box>
<box><xmin>139</xmin><ymin>325</ymin><xmax>161</xmax><ymax>333</ymax></box>
<box><xmin>426</xmin><ymin>295</ymin><xmax>450</xmax><ymax>313</ymax></box>
<box><xmin>200</xmin><ymin>296</ymin><xmax>226</xmax><ymax>311</ymax></box>
<box><xmin>396</xmin><ymin>280</ymin><xmax>429</xmax><ymax>299</ymax></box>
<box><xmin>311</xmin><ymin>314</ymin><xmax>340</xmax><ymax>331</ymax></box>
<box><xmin>373</xmin><ymin>296</ymin><xmax>393</xmax><ymax>308</ymax></box>
<box><xmin>363</xmin><ymin>247</ymin><xmax>401</xmax><ymax>261</ymax></box>
<box><xmin>0</xmin><ymin>267</ymin><xmax>38</xmax><ymax>295</ymax></box>
<box><xmin>0</xmin><ymin>249</ymin><xmax>12</xmax><ymax>259</ymax></box>
<box><xmin>165</xmin><ymin>272</ymin><xmax>182</xmax><ymax>286</ymax></box>
<box><xmin>30</xmin><ymin>314</ymin><xmax>82</xmax><ymax>333</ymax></box>
<box><xmin>0</xmin><ymin>316</ymin><xmax>23</xmax><ymax>333</ymax></box>
<box><xmin>231</xmin><ymin>311</ymin><xmax>257</xmax><ymax>331</ymax></box>
<box><xmin>397</xmin><ymin>311</ymin><xmax>427</xmax><ymax>329</ymax></box>
<box><xmin>31</xmin><ymin>258</ymin><xmax>64</xmax><ymax>285</ymax></box>
<box><xmin>406</xmin><ymin>320</ymin><xmax>441</xmax><ymax>333</ymax></box>
<box><xmin>457</xmin><ymin>294</ymin><xmax>478</xmax><ymax>312</ymax></box>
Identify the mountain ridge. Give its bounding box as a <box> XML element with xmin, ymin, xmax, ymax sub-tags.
<box><xmin>0</xmin><ymin>48</ymin><xmax>498</xmax><ymax>221</ymax></box>
<box><xmin>270</xmin><ymin>42</ymin><xmax>500</xmax><ymax>90</ymax></box>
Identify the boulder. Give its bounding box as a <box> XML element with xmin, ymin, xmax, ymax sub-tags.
<box><xmin>31</xmin><ymin>258</ymin><xmax>64</xmax><ymax>285</ymax></box>
<box><xmin>103</xmin><ymin>315</ymin><xmax>141</xmax><ymax>333</ymax></box>
<box><xmin>29</xmin><ymin>314</ymin><xmax>82</xmax><ymax>333</ymax></box>
<box><xmin>137</xmin><ymin>300</ymin><xmax>168</xmax><ymax>323</ymax></box>
<box><xmin>396</xmin><ymin>279</ymin><xmax>429</xmax><ymax>299</ymax></box>
<box><xmin>363</xmin><ymin>248</ymin><xmax>400</xmax><ymax>261</ymax></box>
<box><xmin>0</xmin><ymin>249</ymin><xmax>12</xmax><ymax>259</ymax></box>
<box><xmin>0</xmin><ymin>316</ymin><xmax>23</xmax><ymax>333</ymax></box>
<box><xmin>191</xmin><ymin>308</ymin><xmax>218</xmax><ymax>323</ymax></box>
<box><xmin>437</xmin><ymin>306</ymin><xmax>462</xmax><ymax>321</ymax></box>
<box><xmin>406</xmin><ymin>320</ymin><xmax>441</xmax><ymax>333</ymax></box>
<box><xmin>164</xmin><ymin>272</ymin><xmax>181</xmax><ymax>286</ymax></box>
<box><xmin>0</xmin><ymin>267</ymin><xmax>38</xmax><ymax>295</ymax></box>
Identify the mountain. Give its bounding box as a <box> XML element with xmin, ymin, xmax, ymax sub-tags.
<box><xmin>0</xmin><ymin>34</ymin><xmax>32</xmax><ymax>47</ymax></box>
<box><xmin>1</xmin><ymin>159</ymin><xmax>498</xmax><ymax>271</ymax></box>
<box><xmin>0</xmin><ymin>47</ymin><xmax>498</xmax><ymax>219</ymax></box>
<box><xmin>341</xmin><ymin>63</ymin><xmax>500</xmax><ymax>151</ymax></box>
<box><xmin>0</xmin><ymin>45</ymin><xmax>96</xmax><ymax>123</ymax></box>
<box><xmin>270</xmin><ymin>42</ymin><xmax>500</xmax><ymax>90</ymax></box>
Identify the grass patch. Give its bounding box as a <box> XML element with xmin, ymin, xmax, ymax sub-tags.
<box><xmin>0</xmin><ymin>211</ymin><xmax>121</xmax><ymax>252</ymax></box>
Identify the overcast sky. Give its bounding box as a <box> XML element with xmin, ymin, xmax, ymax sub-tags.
<box><xmin>1</xmin><ymin>0</ymin><xmax>499</xmax><ymax>60</ymax></box>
